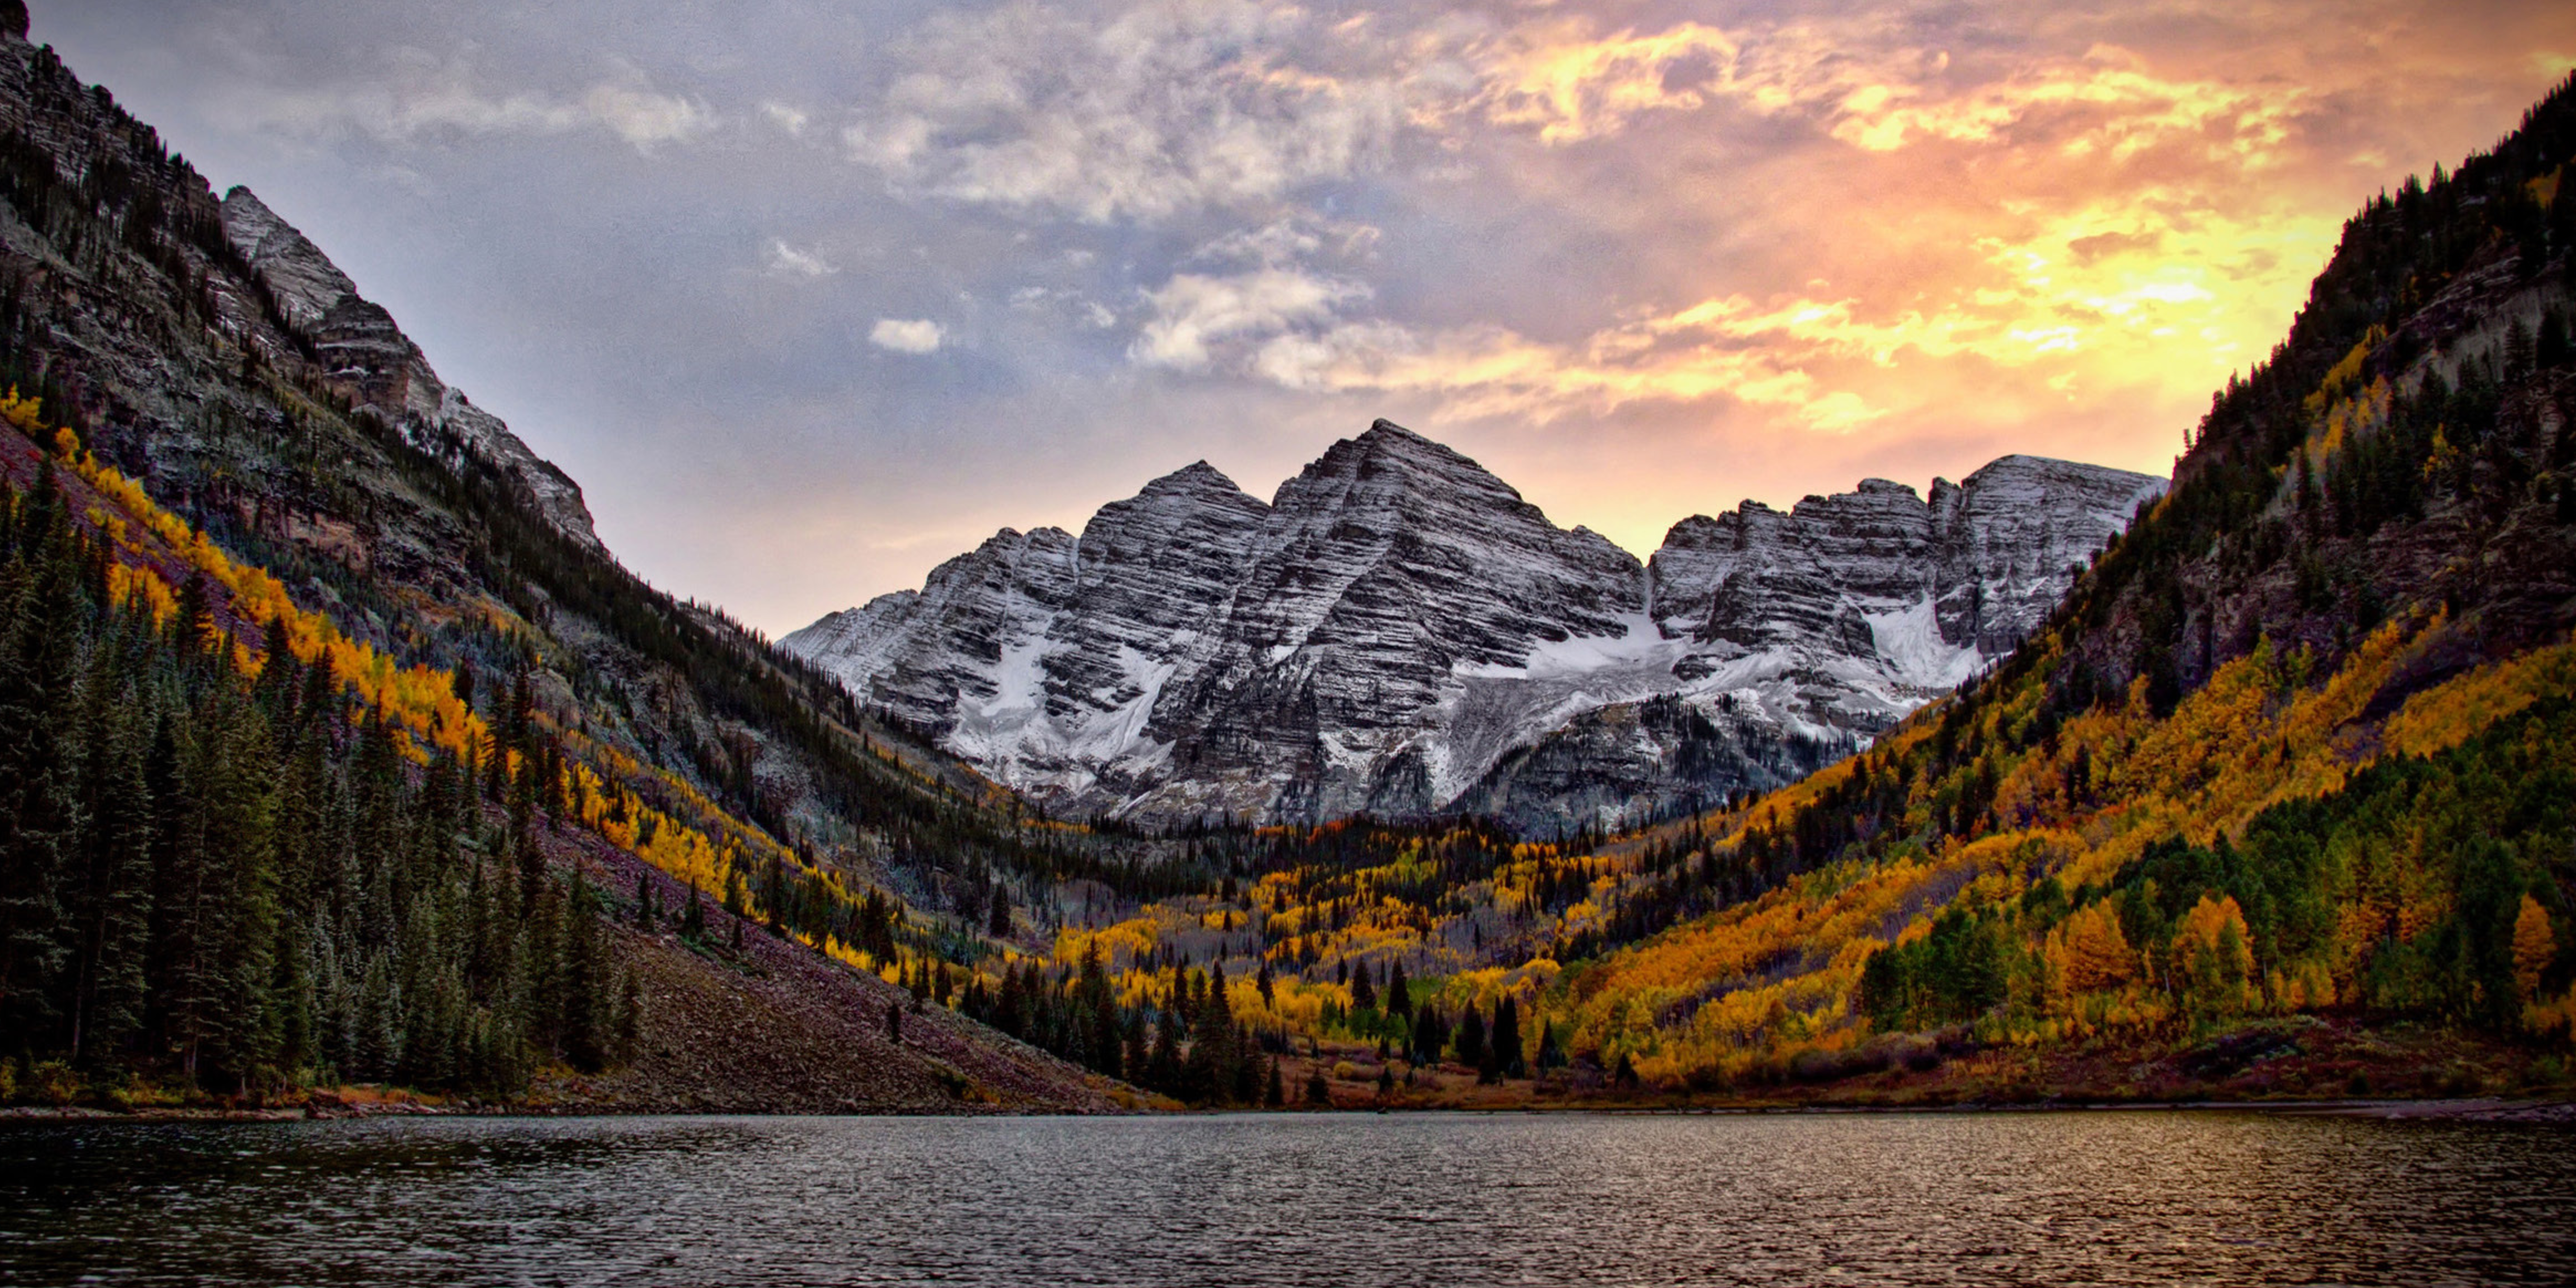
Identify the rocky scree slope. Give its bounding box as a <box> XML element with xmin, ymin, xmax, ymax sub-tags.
<box><xmin>787</xmin><ymin>422</ymin><xmax>2163</xmax><ymax>832</ymax></box>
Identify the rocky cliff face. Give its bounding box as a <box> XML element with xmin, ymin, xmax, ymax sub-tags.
<box><xmin>786</xmin><ymin>423</ymin><xmax>2165</xmax><ymax>831</ymax></box>
<box><xmin>219</xmin><ymin>187</ymin><xmax>602</xmax><ymax>550</ymax></box>
<box><xmin>1460</xmin><ymin>455</ymin><xmax>2167</xmax><ymax>832</ymax></box>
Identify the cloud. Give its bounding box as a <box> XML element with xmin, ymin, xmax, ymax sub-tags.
<box><xmin>767</xmin><ymin>240</ymin><xmax>837</xmax><ymax>278</ymax></box>
<box><xmin>1458</xmin><ymin>15</ymin><xmax>2311</xmax><ymax>169</ymax></box>
<box><xmin>1823</xmin><ymin>51</ymin><xmax>2306</xmax><ymax>163</ymax></box>
<box><xmin>760</xmin><ymin>100</ymin><xmax>809</xmax><ymax>135</ymax></box>
<box><xmin>579</xmin><ymin>82</ymin><xmax>711</xmax><ymax>148</ymax></box>
<box><xmin>219</xmin><ymin>50</ymin><xmax>713</xmax><ymax>152</ymax></box>
<box><xmin>842</xmin><ymin>0</ymin><xmax>1408</xmax><ymax>221</ymax></box>
<box><xmin>1186</xmin><ymin>214</ymin><xmax>1380</xmax><ymax>267</ymax></box>
<box><xmin>1207</xmin><ymin>308</ymin><xmax>1885</xmax><ymax>432</ymax></box>
<box><xmin>1129</xmin><ymin>267</ymin><xmax>1369</xmax><ymax>370</ymax></box>
<box><xmin>1207</xmin><ymin>184</ymin><xmax>2338</xmax><ymax>432</ymax></box>
<box><xmin>870</xmin><ymin>318</ymin><xmax>947</xmax><ymax>353</ymax></box>
<box><xmin>1467</xmin><ymin>20</ymin><xmax>1749</xmax><ymax>145</ymax></box>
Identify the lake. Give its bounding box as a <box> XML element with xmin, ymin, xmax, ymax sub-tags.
<box><xmin>4</xmin><ymin>1110</ymin><xmax>2571</xmax><ymax>1286</ymax></box>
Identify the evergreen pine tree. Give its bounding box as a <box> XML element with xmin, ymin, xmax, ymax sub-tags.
<box><xmin>681</xmin><ymin>880</ymin><xmax>707</xmax><ymax>941</ymax></box>
<box><xmin>617</xmin><ymin>967</ymin><xmax>643</xmax><ymax>1064</ymax></box>
<box><xmin>1146</xmin><ymin>1009</ymin><xmax>1182</xmax><ymax>1093</ymax></box>
<box><xmin>1489</xmin><ymin>997</ymin><xmax>1524</xmax><ymax>1080</ymax></box>
<box><xmin>0</xmin><ymin>489</ymin><xmax>79</xmax><ymax>1047</ymax></box>
<box><xmin>1229</xmin><ymin>1022</ymin><xmax>1259</xmax><ymax>1104</ymax></box>
<box><xmin>1455</xmin><ymin>1005</ymin><xmax>1486</xmax><ymax>1071</ymax></box>
<box><xmin>63</xmin><ymin>643</ymin><xmax>154</xmax><ymax>1068</ymax></box>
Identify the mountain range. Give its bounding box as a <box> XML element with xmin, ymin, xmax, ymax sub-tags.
<box><xmin>784</xmin><ymin>424</ymin><xmax>2164</xmax><ymax>832</ymax></box>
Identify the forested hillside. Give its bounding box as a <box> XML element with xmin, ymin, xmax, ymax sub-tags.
<box><xmin>0</xmin><ymin>400</ymin><xmax>1124</xmax><ymax>1111</ymax></box>
<box><xmin>0</xmin><ymin>449</ymin><xmax>631</xmax><ymax>1098</ymax></box>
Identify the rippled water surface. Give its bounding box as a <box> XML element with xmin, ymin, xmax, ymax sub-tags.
<box><xmin>4</xmin><ymin>1110</ymin><xmax>2572</xmax><ymax>1286</ymax></box>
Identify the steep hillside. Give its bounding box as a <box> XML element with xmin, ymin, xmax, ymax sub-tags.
<box><xmin>0</xmin><ymin>18</ymin><xmax>1092</xmax><ymax>912</ymax></box>
<box><xmin>1495</xmin><ymin>73</ymin><xmax>2576</xmax><ymax>1100</ymax></box>
<box><xmin>0</xmin><ymin>14</ymin><xmax>1120</xmax><ymax>1111</ymax></box>
<box><xmin>788</xmin><ymin>422</ymin><xmax>2159</xmax><ymax>833</ymax></box>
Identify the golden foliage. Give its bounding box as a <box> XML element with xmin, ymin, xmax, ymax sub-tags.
<box><xmin>2046</xmin><ymin>900</ymin><xmax>2135</xmax><ymax>995</ymax></box>
<box><xmin>2172</xmin><ymin>893</ymin><xmax>2254</xmax><ymax>1016</ymax></box>
<box><xmin>2515</xmin><ymin>894</ymin><xmax>2556</xmax><ymax>1001</ymax></box>
<box><xmin>17</xmin><ymin>397</ymin><xmax>826</xmax><ymax>937</ymax></box>
<box><xmin>1517</xmin><ymin>598</ymin><xmax>2576</xmax><ymax>1080</ymax></box>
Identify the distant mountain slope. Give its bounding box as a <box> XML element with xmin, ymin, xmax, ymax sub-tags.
<box><xmin>786</xmin><ymin>423</ymin><xmax>2161</xmax><ymax>832</ymax></box>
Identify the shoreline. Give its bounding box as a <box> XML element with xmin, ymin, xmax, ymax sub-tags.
<box><xmin>8</xmin><ymin>1094</ymin><xmax>2572</xmax><ymax>1125</ymax></box>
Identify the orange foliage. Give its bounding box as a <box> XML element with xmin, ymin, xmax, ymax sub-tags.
<box><xmin>2516</xmin><ymin>894</ymin><xmax>2556</xmax><ymax>1001</ymax></box>
<box><xmin>2172</xmin><ymin>894</ymin><xmax>2254</xmax><ymax>1016</ymax></box>
<box><xmin>2046</xmin><ymin>901</ymin><xmax>2135</xmax><ymax>995</ymax></box>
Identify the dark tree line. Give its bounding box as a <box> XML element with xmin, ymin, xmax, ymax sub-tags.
<box><xmin>0</xmin><ymin>465</ymin><xmax>634</xmax><ymax>1102</ymax></box>
<box><xmin>961</xmin><ymin>949</ymin><xmax>1277</xmax><ymax>1106</ymax></box>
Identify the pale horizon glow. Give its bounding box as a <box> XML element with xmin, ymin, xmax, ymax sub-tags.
<box><xmin>41</xmin><ymin>1</ymin><xmax>2576</xmax><ymax>633</ymax></box>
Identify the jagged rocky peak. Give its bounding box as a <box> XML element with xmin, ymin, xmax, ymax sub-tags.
<box><xmin>1094</xmin><ymin>419</ymin><xmax>1650</xmax><ymax>821</ymax></box>
<box><xmin>1651</xmin><ymin>455</ymin><xmax>2164</xmax><ymax>656</ymax></box>
<box><xmin>785</xmin><ymin>424</ymin><xmax>2165</xmax><ymax>832</ymax></box>
<box><xmin>1239</xmin><ymin>417</ymin><xmax>1644</xmax><ymax>656</ymax></box>
<box><xmin>1931</xmin><ymin>454</ymin><xmax>2168</xmax><ymax>654</ymax></box>
<box><xmin>218</xmin><ymin>188</ymin><xmax>356</xmax><ymax>328</ymax></box>
<box><xmin>215</xmin><ymin>186</ymin><xmax>603</xmax><ymax>551</ymax></box>
<box><xmin>1076</xmin><ymin>460</ymin><xmax>1268</xmax><ymax>595</ymax></box>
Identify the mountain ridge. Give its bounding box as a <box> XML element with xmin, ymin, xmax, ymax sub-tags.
<box><xmin>217</xmin><ymin>184</ymin><xmax>604</xmax><ymax>552</ymax></box>
<box><xmin>785</xmin><ymin>422</ymin><xmax>2164</xmax><ymax>832</ymax></box>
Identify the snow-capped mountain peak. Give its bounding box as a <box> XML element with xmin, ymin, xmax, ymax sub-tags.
<box><xmin>783</xmin><ymin>423</ymin><xmax>2164</xmax><ymax>831</ymax></box>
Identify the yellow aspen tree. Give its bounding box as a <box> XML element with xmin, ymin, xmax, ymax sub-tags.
<box><xmin>2174</xmin><ymin>894</ymin><xmax>2254</xmax><ymax>1018</ymax></box>
<box><xmin>2514</xmin><ymin>894</ymin><xmax>2556</xmax><ymax>1000</ymax></box>
<box><xmin>2049</xmin><ymin>901</ymin><xmax>2137</xmax><ymax>996</ymax></box>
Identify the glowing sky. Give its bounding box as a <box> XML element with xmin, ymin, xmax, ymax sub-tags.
<box><xmin>45</xmin><ymin>1</ymin><xmax>2576</xmax><ymax>633</ymax></box>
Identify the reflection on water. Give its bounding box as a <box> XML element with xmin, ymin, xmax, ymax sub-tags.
<box><xmin>3</xmin><ymin>1110</ymin><xmax>2571</xmax><ymax>1286</ymax></box>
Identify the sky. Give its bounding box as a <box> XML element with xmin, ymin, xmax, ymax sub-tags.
<box><xmin>42</xmin><ymin>1</ymin><xmax>2576</xmax><ymax>635</ymax></box>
